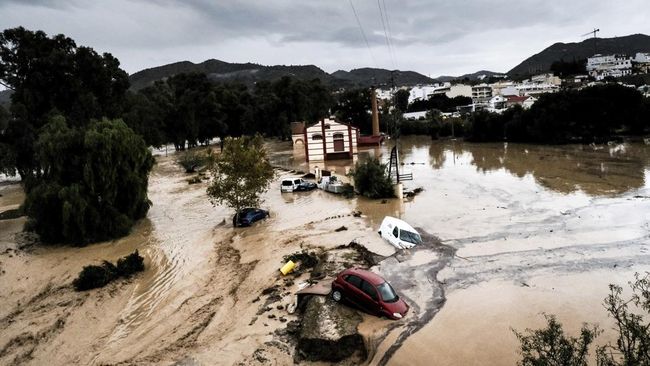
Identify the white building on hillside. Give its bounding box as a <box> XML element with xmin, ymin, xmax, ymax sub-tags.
<box><xmin>587</xmin><ymin>54</ymin><xmax>633</xmax><ymax>80</ymax></box>
<box><xmin>375</xmin><ymin>88</ymin><xmax>394</xmax><ymax>101</ymax></box>
<box><xmin>471</xmin><ymin>84</ymin><xmax>493</xmax><ymax>104</ymax></box>
<box><xmin>408</xmin><ymin>83</ymin><xmax>451</xmax><ymax>104</ymax></box>
<box><xmin>635</xmin><ymin>53</ymin><xmax>650</xmax><ymax>63</ymax></box>
<box><xmin>445</xmin><ymin>84</ymin><xmax>472</xmax><ymax>98</ymax></box>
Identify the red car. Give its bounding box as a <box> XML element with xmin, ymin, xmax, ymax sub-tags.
<box><xmin>331</xmin><ymin>268</ymin><xmax>409</xmax><ymax>320</ymax></box>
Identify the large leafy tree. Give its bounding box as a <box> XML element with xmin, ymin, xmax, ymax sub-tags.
<box><xmin>333</xmin><ymin>88</ymin><xmax>372</xmax><ymax>133</ymax></box>
<box><xmin>0</xmin><ymin>27</ymin><xmax>129</xmax><ymax>184</ymax></box>
<box><xmin>23</xmin><ymin>117</ymin><xmax>153</xmax><ymax>245</ymax></box>
<box><xmin>207</xmin><ymin>135</ymin><xmax>274</xmax><ymax>226</ymax></box>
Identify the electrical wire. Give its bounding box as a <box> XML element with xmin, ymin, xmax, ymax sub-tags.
<box><xmin>347</xmin><ymin>0</ymin><xmax>378</xmax><ymax>71</ymax></box>
<box><xmin>377</xmin><ymin>0</ymin><xmax>397</xmax><ymax>70</ymax></box>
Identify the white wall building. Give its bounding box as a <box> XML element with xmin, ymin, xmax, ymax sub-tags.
<box><xmin>304</xmin><ymin>118</ymin><xmax>358</xmax><ymax>162</ymax></box>
<box><xmin>408</xmin><ymin>83</ymin><xmax>451</xmax><ymax>104</ymax></box>
<box><xmin>635</xmin><ymin>53</ymin><xmax>650</xmax><ymax>63</ymax></box>
<box><xmin>586</xmin><ymin>54</ymin><xmax>633</xmax><ymax>80</ymax></box>
<box><xmin>471</xmin><ymin>84</ymin><xmax>493</xmax><ymax>104</ymax></box>
<box><xmin>445</xmin><ymin>84</ymin><xmax>473</xmax><ymax>98</ymax></box>
<box><xmin>403</xmin><ymin>111</ymin><xmax>428</xmax><ymax>120</ymax></box>
<box><xmin>375</xmin><ymin>88</ymin><xmax>394</xmax><ymax>101</ymax></box>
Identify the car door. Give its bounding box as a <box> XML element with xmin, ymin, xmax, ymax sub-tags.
<box><xmin>390</xmin><ymin>226</ymin><xmax>401</xmax><ymax>247</ymax></box>
<box><xmin>359</xmin><ymin>280</ymin><xmax>380</xmax><ymax>314</ymax></box>
<box><xmin>343</xmin><ymin>275</ymin><xmax>365</xmax><ymax>307</ymax></box>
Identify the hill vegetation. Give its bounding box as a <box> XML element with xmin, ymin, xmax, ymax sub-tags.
<box><xmin>508</xmin><ymin>34</ymin><xmax>650</xmax><ymax>77</ymax></box>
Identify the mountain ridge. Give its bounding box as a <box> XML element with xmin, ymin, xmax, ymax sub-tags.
<box><xmin>508</xmin><ymin>33</ymin><xmax>650</xmax><ymax>76</ymax></box>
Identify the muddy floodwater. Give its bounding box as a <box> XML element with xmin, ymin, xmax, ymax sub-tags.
<box><xmin>269</xmin><ymin>136</ymin><xmax>650</xmax><ymax>365</ymax></box>
<box><xmin>1</xmin><ymin>136</ymin><xmax>650</xmax><ymax>365</ymax></box>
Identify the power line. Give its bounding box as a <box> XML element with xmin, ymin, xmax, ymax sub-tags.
<box><xmin>378</xmin><ymin>0</ymin><xmax>397</xmax><ymax>69</ymax></box>
<box><xmin>347</xmin><ymin>0</ymin><xmax>378</xmax><ymax>70</ymax></box>
<box><xmin>377</xmin><ymin>0</ymin><xmax>396</xmax><ymax>69</ymax></box>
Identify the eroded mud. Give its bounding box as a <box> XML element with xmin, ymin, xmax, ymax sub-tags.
<box><xmin>2</xmin><ymin>138</ymin><xmax>650</xmax><ymax>365</ymax></box>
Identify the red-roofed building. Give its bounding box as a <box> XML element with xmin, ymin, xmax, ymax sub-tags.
<box><xmin>506</xmin><ymin>95</ymin><xmax>529</xmax><ymax>108</ymax></box>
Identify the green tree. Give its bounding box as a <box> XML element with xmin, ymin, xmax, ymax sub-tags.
<box><xmin>22</xmin><ymin>117</ymin><xmax>154</xmax><ymax>245</ymax></box>
<box><xmin>395</xmin><ymin>89</ymin><xmax>410</xmax><ymax>113</ymax></box>
<box><xmin>514</xmin><ymin>273</ymin><xmax>650</xmax><ymax>366</ymax></box>
<box><xmin>350</xmin><ymin>157</ymin><xmax>395</xmax><ymax>199</ymax></box>
<box><xmin>206</xmin><ymin>135</ymin><xmax>274</xmax><ymax>226</ymax></box>
<box><xmin>0</xmin><ymin>27</ymin><xmax>129</xmax><ymax>184</ymax></box>
<box><xmin>122</xmin><ymin>91</ymin><xmax>167</xmax><ymax>148</ymax></box>
<box><xmin>333</xmin><ymin>88</ymin><xmax>372</xmax><ymax>134</ymax></box>
<box><xmin>513</xmin><ymin>314</ymin><xmax>600</xmax><ymax>366</ymax></box>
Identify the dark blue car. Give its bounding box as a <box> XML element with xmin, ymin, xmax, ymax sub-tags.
<box><xmin>233</xmin><ymin>208</ymin><xmax>269</xmax><ymax>227</ymax></box>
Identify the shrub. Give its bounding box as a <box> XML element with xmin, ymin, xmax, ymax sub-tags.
<box><xmin>177</xmin><ymin>150</ymin><xmax>206</xmax><ymax>173</ymax></box>
<box><xmin>73</xmin><ymin>261</ymin><xmax>118</xmax><ymax>291</ymax></box>
<box><xmin>514</xmin><ymin>273</ymin><xmax>650</xmax><ymax>366</ymax></box>
<box><xmin>350</xmin><ymin>158</ymin><xmax>395</xmax><ymax>199</ymax></box>
<box><xmin>73</xmin><ymin>250</ymin><xmax>145</xmax><ymax>291</ymax></box>
<box><xmin>116</xmin><ymin>250</ymin><xmax>145</xmax><ymax>276</ymax></box>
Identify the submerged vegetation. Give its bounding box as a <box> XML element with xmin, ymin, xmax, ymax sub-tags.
<box><xmin>350</xmin><ymin>158</ymin><xmax>395</xmax><ymax>199</ymax></box>
<box><xmin>514</xmin><ymin>273</ymin><xmax>650</xmax><ymax>366</ymax></box>
<box><xmin>73</xmin><ymin>250</ymin><xmax>145</xmax><ymax>291</ymax></box>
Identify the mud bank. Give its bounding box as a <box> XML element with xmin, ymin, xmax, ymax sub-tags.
<box><xmin>0</xmin><ymin>148</ymin><xmax>425</xmax><ymax>365</ymax></box>
<box><xmin>4</xmin><ymin>137</ymin><xmax>650</xmax><ymax>365</ymax></box>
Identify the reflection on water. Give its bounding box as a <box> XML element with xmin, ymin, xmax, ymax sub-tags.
<box><xmin>269</xmin><ymin>136</ymin><xmax>650</xmax><ymax>197</ymax></box>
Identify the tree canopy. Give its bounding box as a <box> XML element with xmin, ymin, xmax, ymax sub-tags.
<box><xmin>465</xmin><ymin>84</ymin><xmax>650</xmax><ymax>143</ymax></box>
<box><xmin>23</xmin><ymin>117</ymin><xmax>153</xmax><ymax>245</ymax></box>
<box><xmin>0</xmin><ymin>27</ymin><xmax>129</xmax><ymax>183</ymax></box>
<box><xmin>206</xmin><ymin>135</ymin><xmax>274</xmax><ymax>223</ymax></box>
<box><xmin>350</xmin><ymin>157</ymin><xmax>395</xmax><ymax>199</ymax></box>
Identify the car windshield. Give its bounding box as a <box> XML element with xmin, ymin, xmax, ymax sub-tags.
<box><xmin>377</xmin><ymin>282</ymin><xmax>398</xmax><ymax>303</ymax></box>
<box><xmin>282</xmin><ymin>181</ymin><xmax>293</xmax><ymax>186</ymax></box>
<box><xmin>399</xmin><ymin>229</ymin><xmax>422</xmax><ymax>244</ymax></box>
<box><xmin>294</xmin><ymin>179</ymin><xmax>301</xmax><ymax>184</ymax></box>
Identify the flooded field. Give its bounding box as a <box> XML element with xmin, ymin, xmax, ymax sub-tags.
<box><xmin>1</xmin><ymin>136</ymin><xmax>650</xmax><ymax>365</ymax></box>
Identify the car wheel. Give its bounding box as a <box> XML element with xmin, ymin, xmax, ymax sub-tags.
<box><xmin>332</xmin><ymin>290</ymin><xmax>342</xmax><ymax>302</ymax></box>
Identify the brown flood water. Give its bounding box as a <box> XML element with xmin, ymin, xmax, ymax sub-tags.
<box><xmin>1</xmin><ymin>136</ymin><xmax>650</xmax><ymax>365</ymax></box>
<box><xmin>271</xmin><ymin>136</ymin><xmax>650</xmax><ymax>365</ymax></box>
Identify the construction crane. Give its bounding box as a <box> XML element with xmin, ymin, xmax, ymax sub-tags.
<box><xmin>581</xmin><ymin>28</ymin><xmax>600</xmax><ymax>55</ymax></box>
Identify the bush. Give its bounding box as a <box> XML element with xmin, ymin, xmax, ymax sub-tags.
<box><xmin>116</xmin><ymin>250</ymin><xmax>145</xmax><ymax>276</ymax></box>
<box><xmin>177</xmin><ymin>150</ymin><xmax>206</xmax><ymax>173</ymax></box>
<box><xmin>73</xmin><ymin>250</ymin><xmax>145</xmax><ymax>291</ymax></box>
<box><xmin>513</xmin><ymin>314</ymin><xmax>599</xmax><ymax>366</ymax></box>
<box><xmin>514</xmin><ymin>273</ymin><xmax>650</xmax><ymax>366</ymax></box>
<box><xmin>73</xmin><ymin>261</ymin><xmax>118</xmax><ymax>291</ymax></box>
<box><xmin>350</xmin><ymin>158</ymin><xmax>395</xmax><ymax>199</ymax></box>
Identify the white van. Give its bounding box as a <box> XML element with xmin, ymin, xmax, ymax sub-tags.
<box><xmin>378</xmin><ymin>216</ymin><xmax>422</xmax><ymax>249</ymax></box>
<box><xmin>281</xmin><ymin>178</ymin><xmax>316</xmax><ymax>193</ymax></box>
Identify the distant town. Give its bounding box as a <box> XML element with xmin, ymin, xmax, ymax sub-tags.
<box><xmin>375</xmin><ymin>51</ymin><xmax>650</xmax><ymax>119</ymax></box>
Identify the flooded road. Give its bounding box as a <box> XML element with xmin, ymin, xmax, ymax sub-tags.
<box><xmin>273</xmin><ymin>136</ymin><xmax>650</xmax><ymax>364</ymax></box>
<box><xmin>2</xmin><ymin>136</ymin><xmax>650</xmax><ymax>365</ymax></box>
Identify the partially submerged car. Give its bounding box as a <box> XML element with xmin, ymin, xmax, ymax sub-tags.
<box><xmin>317</xmin><ymin>175</ymin><xmax>345</xmax><ymax>194</ymax></box>
<box><xmin>331</xmin><ymin>268</ymin><xmax>409</xmax><ymax>320</ymax></box>
<box><xmin>281</xmin><ymin>178</ymin><xmax>317</xmax><ymax>193</ymax></box>
<box><xmin>232</xmin><ymin>208</ymin><xmax>269</xmax><ymax>227</ymax></box>
<box><xmin>378</xmin><ymin>216</ymin><xmax>422</xmax><ymax>249</ymax></box>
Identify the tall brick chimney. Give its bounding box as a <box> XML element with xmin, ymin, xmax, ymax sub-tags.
<box><xmin>371</xmin><ymin>87</ymin><xmax>380</xmax><ymax>137</ymax></box>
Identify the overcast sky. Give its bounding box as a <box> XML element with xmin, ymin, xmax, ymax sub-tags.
<box><xmin>1</xmin><ymin>0</ymin><xmax>648</xmax><ymax>77</ymax></box>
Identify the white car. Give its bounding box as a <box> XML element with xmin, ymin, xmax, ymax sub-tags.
<box><xmin>378</xmin><ymin>216</ymin><xmax>422</xmax><ymax>249</ymax></box>
<box><xmin>281</xmin><ymin>178</ymin><xmax>317</xmax><ymax>193</ymax></box>
<box><xmin>317</xmin><ymin>176</ymin><xmax>345</xmax><ymax>194</ymax></box>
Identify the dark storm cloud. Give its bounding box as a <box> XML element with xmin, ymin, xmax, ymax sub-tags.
<box><xmin>0</xmin><ymin>0</ymin><xmax>647</xmax><ymax>75</ymax></box>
